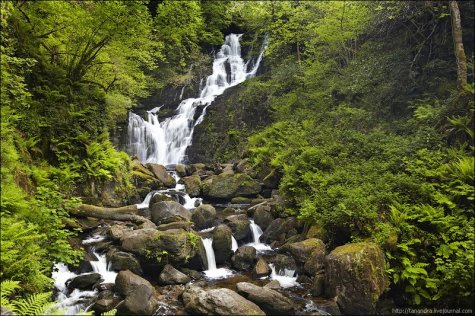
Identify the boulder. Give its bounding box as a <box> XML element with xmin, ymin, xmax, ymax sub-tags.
<box><xmin>264</xmin><ymin>280</ymin><xmax>281</xmax><ymax>289</ymax></box>
<box><xmin>231</xmin><ymin>246</ymin><xmax>256</xmax><ymax>271</ymax></box>
<box><xmin>115</xmin><ymin>270</ymin><xmax>158</xmax><ymax>297</ymax></box>
<box><xmin>146</xmin><ymin>163</ymin><xmax>176</xmax><ymax>187</ymax></box>
<box><xmin>230</xmin><ymin>196</ymin><xmax>251</xmax><ymax>204</ymax></box>
<box><xmin>253</xmin><ymin>205</ymin><xmax>273</xmax><ymax>230</ymax></box>
<box><xmin>150</xmin><ymin>193</ymin><xmax>174</xmax><ymax>207</ymax></box>
<box><xmin>202</xmin><ymin>173</ymin><xmax>261</xmax><ymax>199</ymax></box>
<box><xmin>116</xmin><ymin>283</ymin><xmax>159</xmax><ymax>315</ymax></box>
<box><xmin>90</xmin><ymin>290</ymin><xmax>120</xmax><ymax>314</ymax></box>
<box><xmin>175</xmin><ymin>164</ymin><xmax>187</xmax><ymax>177</ymax></box>
<box><xmin>253</xmin><ymin>257</ymin><xmax>270</xmax><ymax>278</ymax></box>
<box><xmin>311</xmin><ymin>273</ymin><xmax>325</xmax><ymax>297</ymax></box>
<box><xmin>236</xmin><ymin>282</ymin><xmax>296</xmax><ymax>315</ymax></box>
<box><xmin>260</xmin><ymin>217</ymin><xmax>301</xmax><ymax>244</ymax></box>
<box><xmin>325</xmin><ymin>242</ymin><xmax>388</xmax><ymax>315</ymax></box>
<box><xmin>182</xmin><ymin>286</ymin><xmax>265</xmax><ymax>315</ymax></box>
<box><xmin>267</xmin><ymin>254</ymin><xmax>297</xmax><ymax>271</ymax></box>
<box><xmin>191</xmin><ymin>204</ymin><xmax>216</xmax><ymax>230</ymax></box>
<box><xmin>108</xmin><ymin>251</ymin><xmax>142</xmax><ymax>275</ymax></box>
<box><xmin>224</xmin><ymin>215</ymin><xmax>250</xmax><ymax>241</ymax></box>
<box><xmin>182</xmin><ymin>175</ymin><xmax>202</xmax><ymax>197</ymax></box>
<box><xmin>262</xmin><ymin>169</ymin><xmax>281</xmax><ymax>189</ymax></box>
<box><xmin>108</xmin><ymin>224</ymin><xmax>133</xmax><ymax>241</ymax></box>
<box><xmin>158</xmin><ymin>264</ymin><xmax>191</xmax><ymax>285</ymax></box>
<box><xmin>121</xmin><ymin>229</ymin><xmax>207</xmax><ymax>269</ymax></box>
<box><xmin>281</xmin><ymin>238</ymin><xmax>325</xmax><ymax>269</ymax></box>
<box><xmin>151</xmin><ymin>201</ymin><xmax>191</xmax><ymax>225</ymax></box>
<box><xmin>306</xmin><ymin>224</ymin><xmax>327</xmax><ymax>242</ymax></box>
<box><xmin>212</xmin><ymin>225</ymin><xmax>233</xmax><ymax>264</ymax></box>
<box><xmin>67</xmin><ymin>273</ymin><xmax>102</xmax><ymax>291</ymax></box>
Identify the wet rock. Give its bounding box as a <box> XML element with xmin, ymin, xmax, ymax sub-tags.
<box><xmin>202</xmin><ymin>173</ymin><xmax>261</xmax><ymax>199</ymax></box>
<box><xmin>325</xmin><ymin>242</ymin><xmax>388</xmax><ymax>315</ymax></box>
<box><xmin>281</xmin><ymin>238</ymin><xmax>325</xmax><ymax>271</ymax></box>
<box><xmin>267</xmin><ymin>254</ymin><xmax>297</xmax><ymax>271</ymax></box>
<box><xmin>224</xmin><ymin>214</ymin><xmax>250</xmax><ymax>241</ymax></box>
<box><xmin>150</xmin><ymin>201</ymin><xmax>191</xmax><ymax>225</ymax></box>
<box><xmin>146</xmin><ymin>163</ymin><xmax>176</xmax><ymax>187</ymax></box>
<box><xmin>306</xmin><ymin>224</ymin><xmax>327</xmax><ymax>242</ymax></box>
<box><xmin>260</xmin><ymin>217</ymin><xmax>300</xmax><ymax>244</ymax></box>
<box><xmin>108</xmin><ymin>251</ymin><xmax>142</xmax><ymax>275</ymax></box>
<box><xmin>212</xmin><ymin>225</ymin><xmax>233</xmax><ymax>264</ymax></box>
<box><xmin>311</xmin><ymin>273</ymin><xmax>325</xmax><ymax>297</ymax></box>
<box><xmin>121</xmin><ymin>229</ymin><xmax>206</xmax><ymax>269</ymax></box>
<box><xmin>231</xmin><ymin>246</ymin><xmax>256</xmax><ymax>271</ymax></box>
<box><xmin>182</xmin><ymin>175</ymin><xmax>202</xmax><ymax>197</ymax></box>
<box><xmin>94</xmin><ymin>283</ymin><xmax>115</xmax><ymax>291</ymax></box>
<box><xmin>253</xmin><ymin>205</ymin><xmax>273</xmax><ymax>230</ymax></box>
<box><xmin>221</xmin><ymin>164</ymin><xmax>235</xmax><ymax>175</ymax></box>
<box><xmin>115</xmin><ymin>271</ymin><xmax>160</xmax><ymax>314</ymax></box>
<box><xmin>156</xmin><ymin>221</ymin><xmax>193</xmax><ymax>231</ymax></box>
<box><xmin>264</xmin><ymin>280</ymin><xmax>281</xmax><ymax>289</ymax></box>
<box><xmin>175</xmin><ymin>164</ymin><xmax>187</xmax><ymax>177</ymax></box>
<box><xmin>182</xmin><ymin>286</ymin><xmax>265</xmax><ymax>315</ymax></box>
<box><xmin>231</xmin><ymin>196</ymin><xmax>251</xmax><ymax>204</ymax></box>
<box><xmin>191</xmin><ymin>204</ymin><xmax>216</xmax><ymax>230</ymax></box>
<box><xmin>91</xmin><ymin>290</ymin><xmax>120</xmax><ymax>314</ymax></box>
<box><xmin>236</xmin><ymin>282</ymin><xmax>296</xmax><ymax>315</ymax></box>
<box><xmin>179</xmin><ymin>268</ymin><xmax>202</xmax><ymax>280</ymax></box>
<box><xmin>253</xmin><ymin>257</ymin><xmax>271</xmax><ymax>278</ymax></box>
<box><xmin>67</xmin><ymin>273</ymin><xmax>102</xmax><ymax>291</ymax></box>
<box><xmin>108</xmin><ymin>224</ymin><xmax>133</xmax><ymax>241</ymax></box>
<box><xmin>150</xmin><ymin>193</ymin><xmax>174</xmax><ymax>207</ymax></box>
<box><xmin>159</xmin><ymin>264</ymin><xmax>191</xmax><ymax>285</ymax></box>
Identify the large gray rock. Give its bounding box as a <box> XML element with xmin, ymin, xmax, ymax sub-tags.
<box><xmin>202</xmin><ymin>173</ymin><xmax>261</xmax><ymax>199</ymax></box>
<box><xmin>281</xmin><ymin>238</ymin><xmax>326</xmax><ymax>275</ymax></box>
<box><xmin>325</xmin><ymin>242</ymin><xmax>388</xmax><ymax>315</ymax></box>
<box><xmin>224</xmin><ymin>214</ymin><xmax>250</xmax><ymax>241</ymax></box>
<box><xmin>260</xmin><ymin>217</ymin><xmax>300</xmax><ymax>244</ymax></box>
<box><xmin>267</xmin><ymin>254</ymin><xmax>297</xmax><ymax>271</ymax></box>
<box><xmin>182</xmin><ymin>286</ymin><xmax>265</xmax><ymax>315</ymax></box>
<box><xmin>115</xmin><ymin>271</ymin><xmax>160</xmax><ymax>315</ymax></box>
<box><xmin>158</xmin><ymin>264</ymin><xmax>191</xmax><ymax>285</ymax></box>
<box><xmin>253</xmin><ymin>205</ymin><xmax>273</xmax><ymax>230</ymax></box>
<box><xmin>231</xmin><ymin>246</ymin><xmax>256</xmax><ymax>271</ymax></box>
<box><xmin>212</xmin><ymin>225</ymin><xmax>233</xmax><ymax>264</ymax></box>
<box><xmin>91</xmin><ymin>290</ymin><xmax>120</xmax><ymax>314</ymax></box>
<box><xmin>182</xmin><ymin>175</ymin><xmax>202</xmax><ymax>197</ymax></box>
<box><xmin>175</xmin><ymin>164</ymin><xmax>187</xmax><ymax>177</ymax></box>
<box><xmin>191</xmin><ymin>204</ymin><xmax>216</xmax><ymax>230</ymax></box>
<box><xmin>67</xmin><ymin>273</ymin><xmax>102</xmax><ymax>291</ymax></box>
<box><xmin>150</xmin><ymin>201</ymin><xmax>191</xmax><ymax>225</ymax></box>
<box><xmin>121</xmin><ymin>229</ymin><xmax>207</xmax><ymax>269</ymax></box>
<box><xmin>146</xmin><ymin>163</ymin><xmax>176</xmax><ymax>187</ymax></box>
<box><xmin>236</xmin><ymin>282</ymin><xmax>296</xmax><ymax>315</ymax></box>
<box><xmin>108</xmin><ymin>251</ymin><xmax>142</xmax><ymax>275</ymax></box>
<box><xmin>253</xmin><ymin>257</ymin><xmax>271</xmax><ymax>278</ymax></box>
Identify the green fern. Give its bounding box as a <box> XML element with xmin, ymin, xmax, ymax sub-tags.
<box><xmin>0</xmin><ymin>280</ymin><xmax>55</xmax><ymax>316</ymax></box>
<box><xmin>102</xmin><ymin>308</ymin><xmax>117</xmax><ymax>316</ymax></box>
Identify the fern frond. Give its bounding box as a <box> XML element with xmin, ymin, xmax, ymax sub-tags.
<box><xmin>102</xmin><ymin>308</ymin><xmax>117</xmax><ymax>316</ymax></box>
<box><xmin>13</xmin><ymin>292</ymin><xmax>53</xmax><ymax>316</ymax></box>
<box><xmin>0</xmin><ymin>280</ymin><xmax>20</xmax><ymax>299</ymax></box>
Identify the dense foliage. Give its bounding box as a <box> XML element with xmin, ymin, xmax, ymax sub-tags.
<box><xmin>1</xmin><ymin>0</ymin><xmax>473</xmax><ymax>311</ymax></box>
<box><xmin>234</xmin><ymin>1</ymin><xmax>474</xmax><ymax>308</ymax></box>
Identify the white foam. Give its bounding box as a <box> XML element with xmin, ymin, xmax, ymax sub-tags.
<box><xmin>269</xmin><ymin>263</ymin><xmax>299</xmax><ymax>288</ymax></box>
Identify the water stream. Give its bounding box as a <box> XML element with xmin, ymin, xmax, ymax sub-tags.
<box><xmin>247</xmin><ymin>219</ymin><xmax>272</xmax><ymax>252</ymax></box>
<box><xmin>201</xmin><ymin>238</ymin><xmax>234</xmax><ymax>279</ymax></box>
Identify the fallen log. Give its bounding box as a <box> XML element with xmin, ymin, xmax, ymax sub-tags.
<box><xmin>71</xmin><ymin>204</ymin><xmax>156</xmax><ymax>228</ymax></box>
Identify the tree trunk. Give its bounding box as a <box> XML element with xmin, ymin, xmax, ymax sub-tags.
<box><xmin>449</xmin><ymin>0</ymin><xmax>467</xmax><ymax>91</ymax></box>
<box><xmin>70</xmin><ymin>204</ymin><xmax>156</xmax><ymax>228</ymax></box>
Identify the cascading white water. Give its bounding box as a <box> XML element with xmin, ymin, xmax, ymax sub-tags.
<box><xmin>231</xmin><ymin>236</ymin><xmax>238</xmax><ymax>252</ymax></box>
<box><xmin>269</xmin><ymin>263</ymin><xmax>299</xmax><ymax>288</ymax></box>
<box><xmin>128</xmin><ymin>34</ymin><xmax>266</xmax><ymax>165</ymax></box>
<box><xmin>201</xmin><ymin>237</ymin><xmax>233</xmax><ymax>279</ymax></box>
<box><xmin>247</xmin><ymin>219</ymin><xmax>272</xmax><ymax>252</ymax></box>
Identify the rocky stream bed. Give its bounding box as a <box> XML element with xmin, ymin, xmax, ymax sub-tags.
<box><xmin>53</xmin><ymin>161</ymin><xmax>390</xmax><ymax>315</ymax></box>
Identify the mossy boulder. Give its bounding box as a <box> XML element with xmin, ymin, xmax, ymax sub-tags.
<box><xmin>107</xmin><ymin>250</ymin><xmax>143</xmax><ymax>275</ymax></box>
<box><xmin>150</xmin><ymin>201</ymin><xmax>191</xmax><ymax>225</ymax></box>
<box><xmin>260</xmin><ymin>217</ymin><xmax>301</xmax><ymax>245</ymax></box>
<box><xmin>182</xmin><ymin>175</ymin><xmax>202</xmax><ymax>197</ymax></box>
<box><xmin>115</xmin><ymin>270</ymin><xmax>159</xmax><ymax>315</ymax></box>
<box><xmin>212</xmin><ymin>224</ymin><xmax>233</xmax><ymax>264</ymax></box>
<box><xmin>202</xmin><ymin>173</ymin><xmax>261</xmax><ymax>200</ymax></box>
<box><xmin>236</xmin><ymin>282</ymin><xmax>296</xmax><ymax>315</ymax></box>
<box><xmin>175</xmin><ymin>164</ymin><xmax>187</xmax><ymax>177</ymax></box>
<box><xmin>231</xmin><ymin>246</ymin><xmax>257</xmax><ymax>271</ymax></box>
<box><xmin>191</xmin><ymin>204</ymin><xmax>216</xmax><ymax>230</ymax></box>
<box><xmin>146</xmin><ymin>163</ymin><xmax>176</xmax><ymax>188</ymax></box>
<box><xmin>158</xmin><ymin>264</ymin><xmax>191</xmax><ymax>285</ymax></box>
<box><xmin>120</xmin><ymin>228</ymin><xmax>207</xmax><ymax>270</ymax></box>
<box><xmin>325</xmin><ymin>242</ymin><xmax>388</xmax><ymax>315</ymax></box>
<box><xmin>224</xmin><ymin>214</ymin><xmax>251</xmax><ymax>241</ymax></box>
<box><xmin>281</xmin><ymin>238</ymin><xmax>326</xmax><ymax>274</ymax></box>
<box><xmin>306</xmin><ymin>224</ymin><xmax>328</xmax><ymax>243</ymax></box>
<box><xmin>253</xmin><ymin>205</ymin><xmax>273</xmax><ymax>230</ymax></box>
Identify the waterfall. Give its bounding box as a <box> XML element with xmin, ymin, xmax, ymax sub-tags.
<box><xmin>231</xmin><ymin>236</ymin><xmax>238</xmax><ymax>252</ymax></box>
<box><xmin>128</xmin><ymin>34</ymin><xmax>266</xmax><ymax>165</ymax></box>
<box><xmin>248</xmin><ymin>219</ymin><xmax>272</xmax><ymax>252</ymax></box>
<box><xmin>269</xmin><ymin>263</ymin><xmax>299</xmax><ymax>288</ymax></box>
<box><xmin>136</xmin><ymin>191</ymin><xmax>157</xmax><ymax>210</ymax></box>
<box><xmin>90</xmin><ymin>251</ymin><xmax>117</xmax><ymax>284</ymax></box>
<box><xmin>201</xmin><ymin>238</ymin><xmax>233</xmax><ymax>279</ymax></box>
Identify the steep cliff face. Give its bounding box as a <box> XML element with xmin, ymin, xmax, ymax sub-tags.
<box><xmin>187</xmin><ymin>76</ymin><xmax>272</xmax><ymax>163</ymax></box>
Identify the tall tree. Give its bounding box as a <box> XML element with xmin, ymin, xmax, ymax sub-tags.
<box><xmin>449</xmin><ymin>0</ymin><xmax>467</xmax><ymax>91</ymax></box>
